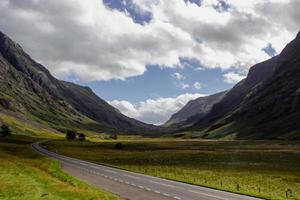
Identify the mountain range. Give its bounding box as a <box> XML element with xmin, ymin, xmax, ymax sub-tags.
<box><xmin>0</xmin><ymin>30</ymin><xmax>299</xmax><ymax>139</ymax></box>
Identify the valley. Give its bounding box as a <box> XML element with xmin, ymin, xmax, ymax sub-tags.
<box><xmin>0</xmin><ymin>2</ymin><xmax>300</xmax><ymax>200</ymax></box>
<box><xmin>43</xmin><ymin>138</ymin><xmax>300</xmax><ymax>200</ymax></box>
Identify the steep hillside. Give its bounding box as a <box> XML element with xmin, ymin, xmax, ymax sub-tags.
<box><xmin>163</xmin><ymin>91</ymin><xmax>227</xmax><ymax>127</ymax></box>
<box><xmin>222</xmin><ymin>32</ymin><xmax>300</xmax><ymax>139</ymax></box>
<box><xmin>194</xmin><ymin>56</ymin><xmax>278</xmax><ymax>128</ymax></box>
<box><xmin>0</xmin><ymin>31</ymin><xmax>158</xmax><ymax>135</ymax></box>
<box><xmin>191</xmin><ymin>31</ymin><xmax>300</xmax><ymax>139</ymax></box>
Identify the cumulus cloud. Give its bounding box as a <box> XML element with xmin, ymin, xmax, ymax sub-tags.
<box><xmin>0</xmin><ymin>0</ymin><xmax>299</xmax><ymax>82</ymax></box>
<box><xmin>110</xmin><ymin>93</ymin><xmax>206</xmax><ymax>124</ymax></box>
<box><xmin>223</xmin><ymin>72</ymin><xmax>246</xmax><ymax>84</ymax></box>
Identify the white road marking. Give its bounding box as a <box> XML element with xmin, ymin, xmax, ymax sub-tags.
<box><xmin>154</xmin><ymin>190</ymin><xmax>161</xmax><ymax>194</ymax></box>
<box><xmin>104</xmin><ymin>169</ymin><xmax>117</xmax><ymax>174</ymax></box>
<box><xmin>122</xmin><ymin>174</ymin><xmax>140</xmax><ymax>179</ymax></box>
<box><xmin>149</xmin><ymin>180</ymin><xmax>176</xmax><ymax>188</ymax></box>
<box><xmin>173</xmin><ymin>196</ymin><xmax>181</xmax><ymax>200</ymax></box>
<box><xmin>163</xmin><ymin>193</ymin><xmax>170</xmax><ymax>197</ymax></box>
<box><xmin>189</xmin><ymin>190</ymin><xmax>227</xmax><ymax>200</ymax></box>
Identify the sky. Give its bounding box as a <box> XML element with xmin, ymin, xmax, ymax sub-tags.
<box><xmin>0</xmin><ymin>0</ymin><xmax>299</xmax><ymax>124</ymax></box>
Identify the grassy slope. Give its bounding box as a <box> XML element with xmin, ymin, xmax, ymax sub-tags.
<box><xmin>0</xmin><ymin>135</ymin><xmax>120</xmax><ymax>200</ymax></box>
<box><xmin>44</xmin><ymin>139</ymin><xmax>300</xmax><ymax>200</ymax></box>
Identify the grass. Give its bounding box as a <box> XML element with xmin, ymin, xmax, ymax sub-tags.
<box><xmin>44</xmin><ymin>139</ymin><xmax>300</xmax><ymax>200</ymax></box>
<box><xmin>0</xmin><ymin>135</ymin><xmax>120</xmax><ymax>200</ymax></box>
<box><xmin>0</xmin><ymin>112</ymin><xmax>62</xmax><ymax>138</ymax></box>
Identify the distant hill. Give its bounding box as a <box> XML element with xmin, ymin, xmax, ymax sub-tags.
<box><xmin>0</xmin><ymin>31</ymin><xmax>159</xmax><ymax>135</ymax></box>
<box><xmin>163</xmin><ymin>91</ymin><xmax>227</xmax><ymax>128</ymax></box>
<box><xmin>185</xmin><ymin>31</ymin><xmax>300</xmax><ymax>139</ymax></box>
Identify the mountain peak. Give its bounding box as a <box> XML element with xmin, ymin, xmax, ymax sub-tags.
<box><xmin>0</xmin><ymin>31</ymin><xmax>24</xmax><ymax>54</ymax></box>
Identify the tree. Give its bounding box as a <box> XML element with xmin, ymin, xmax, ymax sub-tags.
<box><xmin>78</xmin><ymin>133</ymin><xmax>86</xmax><ymax>141</ymax></box>
<box><xmin>0</xmin><ymin>124</ymin><xmax>11</xmax><ymax>137</ymax></box>
<box><xmin>66</xmin><ymin>130</ymin><xmax>76</xmax><ymax>140</ymax></box>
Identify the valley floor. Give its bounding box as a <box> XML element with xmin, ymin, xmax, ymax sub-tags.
<box><xmin>0</xmin><ymin>135</ymin><xmax>120</xmax><ymax>200</ymax></box>
<box><xmin>44</xmin><ymin>139</ymin><xmax>300</xmax><ymax>200</ymax></box>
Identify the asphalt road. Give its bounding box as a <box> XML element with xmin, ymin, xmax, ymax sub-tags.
<box><xmin>32</xmin><ymin>141</ymin><xmax>262</xmax><ymax>200</ymax></box>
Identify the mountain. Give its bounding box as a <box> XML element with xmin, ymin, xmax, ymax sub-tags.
<box><xmin>189</xmin><ymin>31</ymin><xmax>300</xmax><ymax>139</ymax></box>
<box><xmin>163</xmin><ymin>91</ymin><xmax>227</xmax><ymax>127</ymax></box>
<box><xmin>0</xmin><ymin>31</ymin><xmax>158</xmax><ymax>135</ymax></box>
<box><xmin>195</xmin><ymin>56</ymin><xmax>278</xmax><ymax>128</ymax></box>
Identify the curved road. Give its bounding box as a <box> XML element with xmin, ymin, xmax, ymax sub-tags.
<box><xmin>32</xmin><ymin>141</ymin><xmax>262</xmax><ymax>200</ymax></box>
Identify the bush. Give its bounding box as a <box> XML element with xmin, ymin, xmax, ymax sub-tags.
<box><xmin>66</xmin><ymin>130</ymin><xmax>76</xmax><ymax>140</ymax></box>
<box><xmin>0</xmin><ymin>124</ymin><xmax>11</xmax><ymax>137</ymax></box>
<box><xmin>78</xmin><ymin>133</ymin><xmax>86</xmax><ymax>141</ymax></box>
<box><xmin>115</xmin><ymin>142</ymin><xmax>125</xmax><ymax>150</ymax></box>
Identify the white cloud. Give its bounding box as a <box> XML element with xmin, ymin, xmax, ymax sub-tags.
<box><xmin>178</xmin><ymin>82</ymin><xmax>190</xmax><ymax>89</ymax></box>
<box><xmin>0</xmin><ymin>0</ymin><xmax>299</xmax><ymax>81</ymax></box>
<box><xmin>110</xmin><ymin>93</ymin><xmax>206</xmax><ymax>125</ymax></box>
<box><xmin>223</xmin><ymin>72</ymin><xmax>246</xmax><ymax>84</ymax></box>
<box><xmin>172</xmin><ymin>72</ymin><xmax>185</xmax><ymax>80</ymax></box>
<box><xmin>193</xmin><ymin>81</ymin><xmax>201</xmax><ymax>89</ymax></box>
<box><xmin>194</xmin><ymin>66</ymin><xmax>205</xmax><ymax>71</ymax></box>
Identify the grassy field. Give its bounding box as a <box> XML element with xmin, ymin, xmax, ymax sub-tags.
<box><xmin>0</xmin><ymin>135</ymin><xmax>120</xmax><ymax>200</ymax></box>
<box><xmin>44</xmin><ymin>139</ymin><xmax>300</xmax><ymax>200</ymax></box>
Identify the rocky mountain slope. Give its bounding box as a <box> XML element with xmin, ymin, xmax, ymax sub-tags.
<box><xmin>163</xmin><ymin>91</ymin><xmax>227</xmax><ymax>128</ymax></box>
<box><xmin>188</xmin><ymin>31</ymin><xmax>300</xmax><ymax>139</ymax></box>
<box><xmin>0</xmin><ymin>31</ymin><xmax>158</xmax><ymax>134</ymax></box>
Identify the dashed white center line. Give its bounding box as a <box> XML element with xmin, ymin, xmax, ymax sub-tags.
<box><xmin>189</xmin><ymin>190</ymin><xmax>227</xmax><ymax>200</ymax></box>
<box><xmin>149</xmin><ymin>180</ymin><xmax>176</xmax><ymax>188</ymax></box>
<box><xmin>173</xmin><ymin>196</ymin><xmax>181</xmax><ymax>200</ymax></box>
<box><xmin>104</xmin><ymin>169</ymin><xmax>117</xmax><ymax>174</ymax></box>
<box><xmin>122</xmin><ymin>174</ymin><xmax>140</xmax><ymax>179</ymax></box>
<box><xmin>154</xmin><ymin>190</ymin><xmax>161</xmax><ymax>194</ymax></box>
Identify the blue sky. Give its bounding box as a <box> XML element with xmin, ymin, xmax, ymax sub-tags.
<box><xmin>2</xmin><ymin>0</ymin><xmax>298</xmax><ymax>124</ymax></box>
<box><xmin>75</xmin><ymin>63</ymin><xmax>234</xmax><ymax>104</ymax></box>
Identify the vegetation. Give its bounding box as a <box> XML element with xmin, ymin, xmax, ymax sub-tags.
<box><xmin>66</xmin><ymin>130</ymin><xmax>77</xmax><ymax>140</ymax></box>
<box><xmin>44</xmin><ymin>139</ymin><xmax>300</xmax><ymax>200</ymax></box>
<box><xmin>0</xmin><ymin>124</ymin><xmax>11</xmax><ymax>137</ymax></box>
<box><xmin>114</xmin><ymin>142</ymin><xmax>125</xmax><ymax>150</ymax></box>
<box><xmin>0</xmin><ymin>112</ymin><xmax>62</xmax><ymax>138</ymax></box>
<box><xmin>0</xmin><ymin>135</ymin><xmax>120</xmax><ymax>200</ymax></box>
<box><xmin>78</xmin><ymin>133</ymin><xmax>86</xmax><ymax>141</ymax></box>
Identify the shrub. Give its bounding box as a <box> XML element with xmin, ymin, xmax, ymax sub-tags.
<box><xmin>78</xmin><ymin>133</ymin><xmax>86</xmax><ymax>141</ymax></box>
<box><xmin>0</xmin><ymin>124</ymin><xmax>11</xmax><ymax>137</ymax></box>
<box><xmin>66</xmin><ymin>130</ymin><xmax>76</xmax><ymax>140</ymax></box>
<box><xmin>115</xmin><ymin>142</ymin><xmax>125</xmax><ymax>150</ymax></box>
